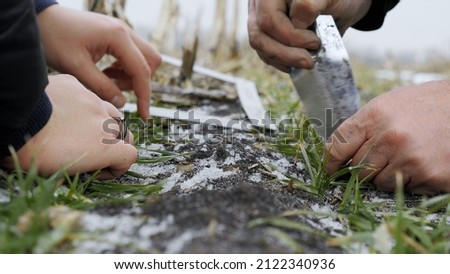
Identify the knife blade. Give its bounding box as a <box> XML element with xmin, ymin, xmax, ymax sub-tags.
<box><xmin>290</xmin><ymin>15</ymin><xmax>360</xmax><ymax>140</ymax></box>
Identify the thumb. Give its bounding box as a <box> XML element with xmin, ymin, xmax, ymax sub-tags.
<box><xmin>76</xmin><ymin>59</ymin><xmax>126</xmax><ymax>108</ymax></box>
<box><xmin>289</xmin><ymin>0</ymin><xmax>328</xmax><ymax>29</ymax></box>
<box><xmin>96</xmin><ymin>143</ymin><xmax>138</xmax><ymax>180</ymax></box>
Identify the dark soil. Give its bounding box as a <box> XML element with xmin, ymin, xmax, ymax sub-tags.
<box><xmin>72</xmin><ymin>132</ymin><xmax>349</xmax><ymax>254</ymax></box>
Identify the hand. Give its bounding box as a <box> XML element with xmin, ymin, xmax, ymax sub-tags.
<box><xmin>326</xmin><ymin>80</ymin><xmax>450</xmax><ymax>195</ymax></box>
<box><xmin>247</xmin><ymin>0</ymin><xmax>371</xmax><ymax>72</ymax></box>
<box><xmin>3</xmin><ymin>75</ymin><xmax>137</xmax><ymax>179</ymax></box>
<box><xmin>37</xmin><ymin>5</ymin><xmax>161</xmax><ymax>119</ymax></box>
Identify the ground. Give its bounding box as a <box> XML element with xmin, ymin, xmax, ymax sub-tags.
<box><xmin>1</xmin><ymin>45</ymin><xmax>449</xmax><ymax>254</ymax></box>
<box><xmin>67</xmin><ymin>130</ymin><xmax>426</xmax><ymax>254</ymax></box>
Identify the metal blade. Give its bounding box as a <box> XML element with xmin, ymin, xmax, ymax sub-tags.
<box><xmin>290</xmin><ymin>15</ymin><xmax>360</xmax><ymax>139</ymax></box>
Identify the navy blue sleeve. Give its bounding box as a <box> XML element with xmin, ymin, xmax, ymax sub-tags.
<box><xmin>0</xmin><ymin>0</ymin><xmax>52</xmax><ymax>159</ymax></box>
<box><xmin>34</xmin><ymin>0</ymin><xmax>57</xmax><ymax>13</ymax></box>
<box><xmin>352</xmin><ymin>0</ymin><xmax>400</xmax><ymax>31</ymax></box>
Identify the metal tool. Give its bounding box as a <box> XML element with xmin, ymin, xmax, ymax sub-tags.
<box><xmin>290</xmin><ymin>15</ymin><xmax>360</xmax><ymax>140</ymax></box>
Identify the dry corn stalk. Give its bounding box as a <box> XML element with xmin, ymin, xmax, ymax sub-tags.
<box><xmin>152</xmin><ymin>0</ymin><xmax>179</xmax><ymax>51</ymax></box>
<box><xmin>84</xmin><ymin>0</ymin><xmax>130</xmax><ymax>25</ymax></box>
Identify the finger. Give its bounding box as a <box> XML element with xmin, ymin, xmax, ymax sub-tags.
<box><xmin>103</xmin><ymin>99</ymin><xmax>123</xmax><ymax>117</ymax></box>
<box><xmin>108</xmin><ymin>29</ymin><xmax>152</xmax><ymax>120</ymax></box>
<box><xmin>350</xmin><ymin>144</ymin><xmax>389</xmax><ymax>181</ymax></box>
<box><xmin>115</xmin><ymin>78</ymin><xmax>133</xmax><ymax>91</ymax></box>
<box><xmin>256</xmin><ymin>2</ymin><xmax>320</xmax><ymax>48</ymax></box>
<box><xmin>248</xmin><ymin>1</ymin><xmax>320</xmax><ymax>57</ymax></box>
<box><xmin>96</xmin><ymin>143</ymin><xmax>138</xmax><ymax>180</ymax></box>
<box><xmin>372</xmin><ymin>166</ymin><xmax>412</xmax><ymax>193</ymax></box>
<box><xmin>103</xmin><ymin>67</ymin><xmax>133</xmax><ymax>91</ymax></box>
<box><xmin>373</xmin><ymin>160</ymin><xmax>447</xmax><ymax>195</ymax></box>
<box><xmin>289</xmin><ymin>0</ymin><xmax>328</xmax><ymax>29</ymax></box>
<box><xmin>74</xmin><ymin>54</ymin><xmax>126</xmax><ymax>108</ymax></box>
<box><xmin>248</xmin><ymin>0</ymin><xmax>313</xmax><ymax>69</ymax></box>
<box><xmin>103</xmin><ymin>67</ymin><xmax>128</xmax><ymax>80</ymax></box>
<box><xmin>325</xmin><ymin>115</ymin><xmax>368</xmax><ymax>174</ymax></box>
<box><xmin>101</xmin><ymin>101</ymin><xmax>134</xmax><ymax>144</ymax></box>
<box><xmin>250</xmin><ymin>30</ymin><xmax>316</xmax><ymax>69</ymax></box>
<box><xmin>259</xmin><ymin>54</ymin><xmax>290</xmax><ymax>73</ymax></box>
<box><xmin>405</xmin><ymin>180</ymin><xmax>450</xmax><ymax>196</ymax></box>
<box><xmin>124</xmin><ymin>127</ymin><xmax>134</xmax><ymax>145</ymax></box>
<box><xmin>128</xmin><ymin>31</ymin><xmax>162</xmax><ymax>74</ymax></box>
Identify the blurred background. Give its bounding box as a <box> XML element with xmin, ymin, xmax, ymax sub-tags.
<box><xmin>58</xmin><ymin>0</ymin><xmax>450</xmax><ymax>59</ymax></box>
<box><xmin>56</xmin><ymin>0</ymin><xmax>450</xmax><ymax>116</ymax></box>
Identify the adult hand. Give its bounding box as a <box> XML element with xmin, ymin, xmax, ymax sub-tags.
<box><xmin>37</xmin><ymin>5</ymin><xmax>161</xmax><ymax>119</ymax></box>
<box><xmin>247</xmin><ymin>0</ymin><xmax>371</xmax><ymax>72</ymax></box>
<box><xmin>326</xmin><ymin>80</ymin><xmax>450</xmax><ymax>195</ymax></box>
<box><xmin>3</xmin><ymin>75</ymin><xmax>137</xmax><ymax>179</ymax></box>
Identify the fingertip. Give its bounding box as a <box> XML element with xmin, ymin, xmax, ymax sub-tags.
<box><xmin>127</xmin><ymin>144</ymin><xmax>139</xmax><ymax>163</ymax></box>
<box><xmin>78</xmin><ymin>63</ymin><xmax>126</xmax><ymax>105</ymax></box>
<box><xmin>95</xmin><ymin>170</ymin><xmax>116</xmax><ymax>180</ymax></box>
<box><xmin>137</xmin><ymin>98</ymin><xmax>150</xmax><ymax>120</ymax></box>
<box><xmin>138</xmin><ymin>107</ymin><xmax>149</xmax><ymax>120</ymax></box>
<box><xmin>291</xmin><ymin>18</ymin><xmax>310</xmax><ymax>29</ymax></box>
<box><xmin>324</xmin><ymin>159</ymin><xmax>341</xmax><ymax>175</ymax></box>
<box><xmin>299</xmin><ymin>58</ymin><xmax>315</xmax><ymax>70</ymax></box>
<box><xmin>111</xmin><ymin>94</ymin><xmax>126</xmax><ymax>108</ymax></box>
<box><xmin>323</xmin><ymin>134</ymin><xmax>348</xmax><ymax>175</ymax></box>
<box><xmin>99</xmin><ymin>144</ymin><xmax>138</xmax><ymax>180</ymax></box>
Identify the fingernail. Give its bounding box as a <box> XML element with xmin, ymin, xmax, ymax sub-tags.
<box><xmin>306</xmin><ymin>41</ymin><xmax>321</xmax><ymax>50</ymax></box>
<box><xmin>300</xmin><ymin>59</ymin><xmax>312</xmax><ymax>69</ymax></box>
<box><xmin>291</xmin><ymin>18</ymin><xmax>308</xmax><ymax>29</ymax></box>
<box><xmin>111</xmin><ymin>95</ymin><xmax>126</xmax><ymax>107</ymax></box>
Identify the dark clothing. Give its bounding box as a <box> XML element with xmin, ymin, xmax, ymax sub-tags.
<box><xmin>34</xmin><ymin>0</ymin><xmax>57</xmax><ymax>13</ymax></box>
<box><xmin>0</xmin><ymin>0</ymin><xmax>56</xmax><ymax>159</ymax></box>
<box><xmin>353</xmin><ymin>0</ymin><xmax>400</xmax><ymax>31</ymax></box>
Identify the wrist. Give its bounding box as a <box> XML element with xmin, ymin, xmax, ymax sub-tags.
<box><xmin>34</xmin><ymin>0</ymin><xmax>57</xmax><ymax>14</ymax></box>
<box><xmin>352</xmin><ymin>0</ymin><xmax>399</xmax><ymax>31</ymax></box>
<box><xmin>0</xmin><ymin>92</ymin><xmax>53</xmax><ymax>160</ymax></box>
<box><xmin>327</xmin><ymin>0</ymin><xmax>372</xmax><ymax>34</ymax></box>
<box><xmin>350</xmin><ymin>0</ymin><xmax>372</xmax><ymax>25</ymax></box>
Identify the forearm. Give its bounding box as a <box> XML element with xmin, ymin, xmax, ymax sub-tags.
<box><xmin>352</xmin><ymin>0</ymin><xmax>400</xmax><ymax>30</ymax></box>
<box><xmin>0</xmin><ymin>0</ymin><xmax>52</xmax><ymax>158</ymax></box>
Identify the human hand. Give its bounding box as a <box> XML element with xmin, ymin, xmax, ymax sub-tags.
<box><xmin>37</xmin><ymin>5</ymin><xmax>161</xmax><ymax>119</ymax></box>
<box><xmin>3</xmin><ymin>75</ymin><xmax>137</xmax><ymax>179</ymax></box>
<box><xmin>326</xmin><ymin>80</ymin><xmax>450</xmax><ymax>195</ymax></box>
<box><xmin>247</xmin><ymin>0</ymin><xmax>371</xmax><ymax>72</ymax></box>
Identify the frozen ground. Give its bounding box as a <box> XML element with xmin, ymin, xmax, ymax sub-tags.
<box><xmin>68</xmin><ymin>131</ymin><xmax>424</xmax><ymax>254</ymax></box>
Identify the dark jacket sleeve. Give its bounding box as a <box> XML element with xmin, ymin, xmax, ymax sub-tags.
<box><xmin>0</xmin><ymin>0</ymin><xmax>52</xmax><ymax>159</ymax></box>
<box><xmin>352</xmin><ymin>0</ymin><xmax>400</xmax><ymax>31</ymax></box>
<box><xmin>34</xmin><ymin>0</ymin><xmax>57</xmax><ymax>13</ymax></box>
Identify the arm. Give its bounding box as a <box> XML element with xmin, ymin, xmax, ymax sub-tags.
<box><xmin>1</xmin><ymin>0</ymin><xmax>137</xmax><ymax>179</ymax></box>
<box><xmin>247</xmin><ymin>0</ymin><xmax>398</xmax><ymax>72</ymax></box>
<box><xmin>0</xmin><ymin>0</ymin><xmax>52</xmax><ymax>159</ymax></box>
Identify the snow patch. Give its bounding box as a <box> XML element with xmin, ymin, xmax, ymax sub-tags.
<box><xmin>180</xmin><ymin>161</ymin><xmax>234</xmax><ymax>190</ymax></box>
<box><xmin>165</xmin><ymin>230</ymin><xmax>204</xmax><ymax>253</ymax></box>
<box><xmin>249</xmin><ymin>173</ymin><xmax>262</xmax><ymax>183</ymax></box>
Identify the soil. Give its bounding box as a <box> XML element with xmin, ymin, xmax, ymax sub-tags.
<box><xmin>71</xmin><ymin>131</ymin><xmax>365</xmax><ymax>254</ymax></box>
<box><xmin>1</xmin><ymin>119</ymin><xmax>426</xmax><ymax>254</ymax></box>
